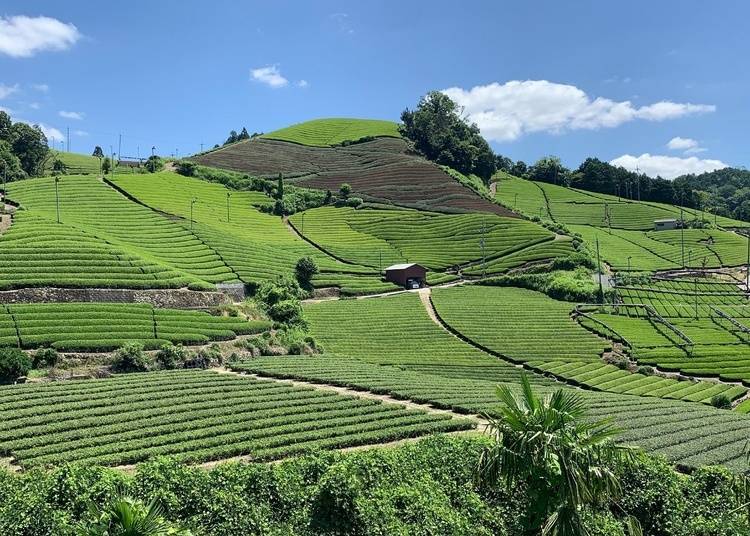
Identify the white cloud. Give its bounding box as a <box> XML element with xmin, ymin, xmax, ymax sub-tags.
<box><xmin>73</xmin><ymin>129</ymin><xmax>88</xmax><ymax>136</ymax></box>
<box><xmin>441</xmin><ymin>80</ymin><xmax>717</xmax><ymax>142</ymax></box>
<box><xmin>250</xmin><ymin>65</ymin><xmax>288</xmax><ymax>88</ymax></box>
<box><xmin>666</xmin><ymin>136</ymin><xmax>707</xmax><ymax>154</ymax></box>
<box><xmin>610</xmin><ymin>153</ymin><xmax>727</xmax><ymax>179</ymax></box>
<box><xmin>31</xmin><ymin>83</ymin><xmax>49</xmax><ymax>92</ymax></box>
<box><xmin>0</xmin><ymin>83</ymin><xmax>19</xmax><ymax>99</ymax></box>
<box><xmin>58</xmin><ymin>110</ymin><xmax>84</xmax><ymax>120</ymax></box>
<box><xmin>296</xmin><ymin>79</ymin><xmax>309</xmax><ymax>88</ymax></box>
<box><xmin>0</xmin><ymin>16</ymin><xmax>81</xmax><ymax>58</ymax></box>
<box><xmin>37</xmin><ymin>123</ymin><xmax>64</xmax><ymax>143</ymax></box>
<box><xmin>28</xmin><ymin>102</ymin><xmax>40</xmax><ymax>109</ymax></box>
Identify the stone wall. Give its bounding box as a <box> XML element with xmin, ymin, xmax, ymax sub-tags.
<box><xmin>0</xmin><ymin>288</ymin><xmax>232</xmax><ymax>309</ymax></box>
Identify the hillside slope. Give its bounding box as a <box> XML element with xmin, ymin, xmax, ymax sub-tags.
<box><xmin>193</xmin><ymin>128</ymin><xmax>512</xmax><ymax>216</ymax></box>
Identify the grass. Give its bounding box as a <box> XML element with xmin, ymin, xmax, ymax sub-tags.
<box><xmin>0</xmin><ymin>302</ymin><xmax>269</xmax><ymax>351</ymax></box>
<box><xmin>261</xmin><ymin>118</ymin><xmax>401</xmax><ymax>146</ymax></box>
<box><xmin>0</xmin><ymin>369</ymin><xmax>470</xmax><ymax>468</ymax></box>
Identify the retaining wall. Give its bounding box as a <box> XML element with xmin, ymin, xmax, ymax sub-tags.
<box><xmin>0</xmin><ymin>288</ymin><xmax>232</xmax><ymax>309</ymax></box>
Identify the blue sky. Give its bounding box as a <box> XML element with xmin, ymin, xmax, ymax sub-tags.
<box><xmin>1</xmin><ymin>1</ymin><xmax>747</xmax><ymax>178</ymax></box>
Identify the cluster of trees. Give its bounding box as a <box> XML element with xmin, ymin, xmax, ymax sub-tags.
<box><xmin>674</xmin><ymin>167</ymin><xmax>750</xmax><ymax>221</ymax></box>
<box><xmin>496</xmin><ymin>153</ymin><xmax>706</xmax><ymax>209</ymax></box>
<box><xmin>223</xmin><ymin>127</ymin><xmax>260</xmax><ymax>146</ymax></box>
<box><xmin>0</xmin><ymin>111</ymin><xmax>49</xmax><ymax>181</ymax></box>
<box><xmin>400</xmin><ymin>91</ymin><xmax>497</xmax><ymax>182</ymax></box>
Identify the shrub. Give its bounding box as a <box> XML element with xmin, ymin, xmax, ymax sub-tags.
<box><xmin>637</xmin><ymin>365</ymin><xmax>655</xmax><ymax>376</ymax></box>
<box><xmin>155</xmin><ymin>343</ymin><xmax>188</xmax><ymax>370</ymax></box>
<box><xmin>295</xmin><ymin>256</ymin><xmax>318</xmax><ymax>290</ymax></box>
<box><xmin>346</xmin><ymin>196</ymin><xmax>363</xmax><ymax>208</ymax></box>
<box><xmin>144</xmin><ymin>155</ymin><xmax>163</xmax><ymax>173</ymax></box>
<box><xmin>32</xmin><ymin>347</ymin><xmax>59</xmax><ymax>368</ymax></box>
<box><xmin>0</xmin><ymin>347</ymin><xmax>31</xmax><ymax>383</ymax></box>
<box><xmin>269</xmin><ymin>300</ymin><xmax>304</xmax><ymax>325</ymax></box>
<box><xmin>255</xmin><ymin>275</ymin><xmax>306</xmax><ymax>307</ymax></box>
<box><xmin>114</xmin><ymin>342</ymin><xmax>151</xmax><ymax>372</ymax></box>
<box><xmin>175</xmin><ymin>161</ymin><xmax>197</xmax><ymax>176</ymax></box>
<box><xmin>710</xmin><ymin>394</ymin><xmax>732</xmax><ymax>409</ymax></box>
<box><xmin>339</xmin><ymin>183</ymin><xmax>352</xmax><ymax>199</ymax></box>
<box><xmin>184</xmin><ymin>344</ymin><xmax>221</xmax><ymax>369</ymax></box>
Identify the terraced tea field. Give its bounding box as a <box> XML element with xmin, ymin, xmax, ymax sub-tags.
<box><xmin>0</xmin><ymin>302</ymin><xmax>268</xmax><ymax>351</ymax></box>
<box><xmin>0</xmin><ymin>369</ymin><xmax>470</xmax><ymax>469</ymax></box>
<box><xmin>261</xmin><ymin>117</ymin><xmax>401</xmax><ymax>146</ymax></box>
<box><xmin>235</xmin><ymin>355</ymin><xmax>750</xmax><ymax>471</ymax></box>
<box><xmin>192</xmin><ymin>129</ymin><xmax>511</xmax><ymax>215</ymax></box>
<box><xmin>111</xmin><ymin>172</ymin><xmax>393</xmax><ymax>294</ymax></box>
<box><xmin>289</xmin><ymin>206</ymin><xmax>553</xmax><ymax>270</ymax></box>
<box><xmin>5</xmin><ymin>175</ymin><xmax>237</xmax><ymax>287</ymax></box>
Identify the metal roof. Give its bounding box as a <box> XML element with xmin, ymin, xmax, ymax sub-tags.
<box><xmin>384</xmin><ymin>263</ymin><xmax>422</xmax><ymax>271</ymax></box>
<box><xmin>654</xmin><ymin>219</ymin><xmax>677</xmax><ymax>223</ymax></box>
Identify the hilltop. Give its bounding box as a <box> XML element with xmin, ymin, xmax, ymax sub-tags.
<box><xmin>260</xmin><ymin>117</ymin><xmax>401</xmax><ymax>146</ymax></box>
<box><xmin>192</xmin><ymin>117</ymin><xmax>510</xmax><ymax>216</ymax></box>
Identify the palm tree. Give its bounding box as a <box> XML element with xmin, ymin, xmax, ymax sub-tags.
<box><xmin>476</xmin><ymin>375</ymin><xmax>640</xmax><ymax>536</ymax></box>
<box><xmin>76</xmin><ymin>488</ymin><xmax>191</xmax><ymax>536</ymax></box>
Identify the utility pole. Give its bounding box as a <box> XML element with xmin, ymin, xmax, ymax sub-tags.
<box><xmin>190</xmin><ymin>197</ymin><xmax>197</xmax><ymax>231</ymax></box>
<box><xmin>54</xmin><ymin>177</ymin><xmax>61</xmax><ymax>224</ymax></box>
<box><xmin>636</xmin><ymin>166</ymin><xmax>641</xmax><ymax>201</ymax></box>
<box><xmin>151</xmin><ymin>146</ymin><xmax>156</xmax><ymax>157</ymax></box>
<box><xmin>627</xmin><ymin>256</ymin><xmax>632</xmax><ymax>272</ymax></box>
<box><xmin>200</xmin><ymin>142</ymin><xmax>204</xmax><ymax>153</ymax></box>
<box><xmin>118</xmin><ymin>133</ymin><xmax>122</xmax><ymax>163</ymax></box>
<box><xmin>596</xmin><ymin>237</ymin><xmax>604</xmax><ymax>304</ymax></box>
<box><xmin>226</xmin><ymin>192</ymin><xmax>231</xmax><ymax>223</ymax></box>
<box><xmin>514</xmin><ymin>193</ymin><xmax>518</xmax><ymax>209</ymax></box>
<box><xmin>680</xmin><ymin>207</ymin><xmax>685</xmax><ymax>268</ymax></box>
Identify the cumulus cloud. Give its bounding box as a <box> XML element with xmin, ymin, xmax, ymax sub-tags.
<box><xmin>37</xmin><ymin>123</ymin><xmax>64</xmax><ymax>143</ymax></box>
<box><xmin>250</xmin><ymin>65</ymin><xmax>288</xmax><ymax>88</ymax></box>
<box><xmin>0</xmin><ymin>16</ymin><xmax>81</xmax><ymax>58</ymax></box>
<box><xmin>610</xmin><ymin>153</ymin><xmax>727</xmax><ymax>179</ymax></box>
<box><xmin>441</xmin><ymin>80</ymin><xmax>717</xmax><ymax>142</ymax></box>
<box><xmin>666</xmin><ymin>136</ymin><xmax>706</xmax><ymax>154</ymax></box>
<box><xmin>59</xmin><ymin>110</ymin><xmax>84</xmax><ymax>120</ymax></box>
<box><xmin>296</xmin><ymin>79</ymin><xmax>309</xmax><ymax>88</ymax></box>
<box><xmin>0</xmin><ymin>83</ymin><xmax>19</xmax><ymax>99</ymax></box>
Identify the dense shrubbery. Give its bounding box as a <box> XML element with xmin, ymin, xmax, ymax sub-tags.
<box><xmin>114</xmin><ymin>342</ymin><xmax>151</xmax><ymax>372</ymax></box>
<box><xmin>0</xmin><ymin>347</ymin><xmax>31</xmax><ymax>383</ymax></box>
<box><xmin>482</xmin><ymin>268</ymin><xmax>612</xmax><ymax>302</ymax></box>
<box><xmin>0</xmin><ymin>436</ymin><xmax>747</xmax><ymax>535</ymax></box>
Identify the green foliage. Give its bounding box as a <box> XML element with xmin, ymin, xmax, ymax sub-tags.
<box><xmin>338</xmin><ymin>182</ymin><xmax>351</xmax><ymax>199</ymax></box>
<box><xmin>51</xmin><ymin>158</ymin><xmax>67</xmax><ymax>175</ymax></box>
<box><xmin>144</xmin><ymin>156</ymin><xmax>163</xmax><ymax>173</ymax></box>
<box><xmin>92</xmin><ymin>146</ymin><xmax>104</xmax><ymax>158</ymax></box>
<box><xmin>710</xmin><ymin>393</ymin><xmax>732</xmax><ymax>409</ymax></box>
<box><xmin>155</xmin><ymin>343</ymin><xmax>188</xmax><ymax>370</ymax></box>
<box><xmin>400</xmin><ymin>91</ymin><xmax>496</xmax><ymax>181</ymax></box>
<box><xmin>1</xmin><ymin>114</ymin><xmax>50</xmax><ymax>177</ymax></box>
<box><xmin>295</xmin><ymin>256</ymin><xmax>318</xmax><ymax>290</ymax></box>
<box><xmin>114</xmin><ymin>342</ymin><xmax>151</xmax><ymax>372</ymax></box>
<box><xmin>102</xmin><ymin>157</ymin><xmax>111</xmax><ymax>174</ymax></box>
<box><xmin>174</xmin><ymin>161</ymin><xmax>197</xmax><ymax>177</ymax></box>
<box><xmin>481</xmin><ymin>269</ymin><xmax>608</xmax><ymax>303</ymax></box>
<box><xmin>255</xmin><ymin>275</ymin><xmax>307</xmax><ymax>325</ymax></box>
<box><xmin>32</xmin><ymin>347</ymin><xmax>59</xmax><ymax>368</ymax></box>
<box><xmin>477</xmin><ymin>375</ymin><xmax>639</xmax><ymax>535</ymax></box>
<box><xmin>0</xmin><ymin>347</ymin><xmax>31</xmax><ymax>383</ymax></box>
<box><xmin>0</xmin><ymin>140</ymin><xmax>26</xmax><ymax>181</ymax></box>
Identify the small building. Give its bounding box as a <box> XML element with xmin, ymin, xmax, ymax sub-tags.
<box><xmin>384</xmin><ymin>263</ymin><xmax>427</xmax><ymax>289</ymax></box>
<box><xmin>654</xmin><ymin>219</ymin><xmax>678</xmax><ymax>231</ymax></box>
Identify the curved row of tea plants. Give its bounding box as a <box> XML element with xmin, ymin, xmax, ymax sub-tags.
<box><xmin>0</xmin><ymin>302</ymin><xmax>268</xmax><ymax>351</ymax></box>
<box><xmin>0</xmin><ymin>369</ymin><xmax>470</xmax><ymax>468</ymax></box>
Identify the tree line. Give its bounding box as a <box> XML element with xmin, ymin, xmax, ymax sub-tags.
<box><xmin>0</xmin><ymin>111</ymin><xmax>49</xmax><ymax>181</ymax></box>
